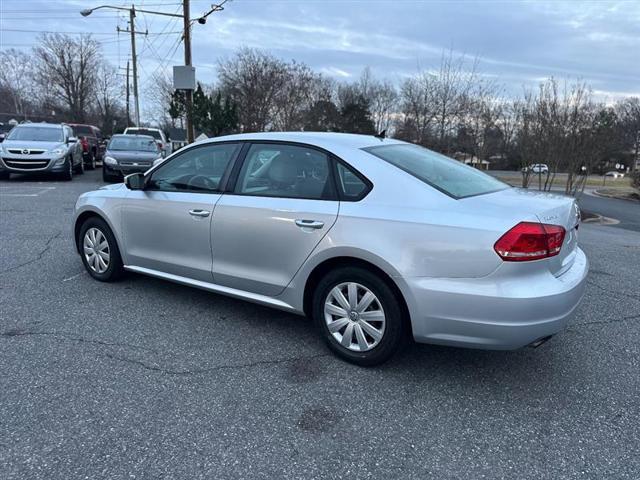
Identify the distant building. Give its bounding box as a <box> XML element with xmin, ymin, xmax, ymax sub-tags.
<box><xmin>452</xmin><ymin>151</ymin><xmax>490</xmax><ymax>170</ymax></box>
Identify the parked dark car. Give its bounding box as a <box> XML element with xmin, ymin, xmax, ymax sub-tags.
<box><xmin>68</xmin><ymin>123</ymin><xmax>103</xmax><ymax>169</ymax></box>
<box><xmin>102</xmin><ymin>134</ymin><xmax>162</xmax><ymax>182</ymax></box>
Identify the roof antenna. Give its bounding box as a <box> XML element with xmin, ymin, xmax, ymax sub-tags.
<box><xmin>375</xmin><ymin>129</ymin><xmax>386</xmax><ymax>139</ymax></box>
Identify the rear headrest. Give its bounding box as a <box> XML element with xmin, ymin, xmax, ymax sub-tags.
<box><xmin>268</xmin><ymin>153</ymin><xmax>297</xmax><ymax>184</ymax></box>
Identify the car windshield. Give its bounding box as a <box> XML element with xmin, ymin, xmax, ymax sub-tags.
<box><xmin>7</xmin><ymin>126</ymin><xmax>63</xmax><ymax>142</ymax></box>
<box><xmin>126</xmin><ymin>129</ymin><xmax>162</xmax><ymax>140</ymax></box>
<box><xmin>109</xmin><ymin>136</ymin><xmax>159</xmax><ymax>152</ymax></box>
<box><xmin>363</xmin><ymin>143</ymin><xmax>508</xmax><ymax>199</ymax></box>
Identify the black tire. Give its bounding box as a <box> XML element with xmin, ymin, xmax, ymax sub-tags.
<box><xmin>60</xmin><ymin>156</ymin><xmax>73</xmax><ymax>181</ymax></box>
<box><xmin>74</xmin><ymin>155</ymin><xmax>85</xmax><ymax>174</ymax></box>
<box><xmin>85</xmin><ymin>152</ymin><xmax>96</xmax><ymax>170</ymax></box>
<box><xmin>312</xmin><ymin>267</ymin><xmax>405</xmax><ymax>366</ymax></box>
<box><xmin>78</xmin><ymin>217</ymin><xmax>124</xmax><ymax>282</ymax></box>
<box><xmin>0</xmin><ymin>171</ymin><xmax>10</xmax><ymax>180</ymax></box>
<box><xmin>102</xmin><ymin>169</ymin><xmax>120</xmax><ymax>183</ymax></box>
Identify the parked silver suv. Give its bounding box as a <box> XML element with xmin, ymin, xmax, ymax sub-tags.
<box><xmin>0</xmin><ymin>123</ymin><xmax>84</xmax><ymax>180</ymax></box>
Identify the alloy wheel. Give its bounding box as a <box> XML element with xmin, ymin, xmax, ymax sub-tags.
<box><xmin>324</xmin><ymin>282</ymin><xmax>386</xmax><ymax>352</ymax></box>
<box><xmin>83</xmin><ymin>227</ymin><xmax>110</xmax><ymax>273</ymax></box>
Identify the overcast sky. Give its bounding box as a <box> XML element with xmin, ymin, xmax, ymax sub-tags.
<box><xmin>1</xmin><ymin>0</ymin><xmax>639</xmax><ymax>119</ymax></box>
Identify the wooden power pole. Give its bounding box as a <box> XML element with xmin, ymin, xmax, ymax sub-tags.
<box><xmin>183</xmin><ymin>0</ymin><xmax>195</xmax><ymax>144</ymax></box>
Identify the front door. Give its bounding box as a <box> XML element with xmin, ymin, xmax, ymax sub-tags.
<box><xmin>212</xmin><ymin>142</ymin><xmax>339</xmax><ymax>296</ymax></box>
<box><xmin>122</xmin><ymin>142</ymin><xmax>241</xmax><ymax>282</ymax></box>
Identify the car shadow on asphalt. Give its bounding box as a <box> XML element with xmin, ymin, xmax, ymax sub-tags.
<box><xmin>123</xmin><ymin>271</ymin><xmax>556</xmax><ymax>385</ymax></box>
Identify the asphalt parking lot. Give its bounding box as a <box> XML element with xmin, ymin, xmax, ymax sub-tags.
<box><xmin>1</xmin><ymin>169</ymin><xmax>639</xmax><ymax>479</ymax></box>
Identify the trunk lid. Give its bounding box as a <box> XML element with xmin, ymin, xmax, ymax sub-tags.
<box><xmin>462</xmin><ymin>188</ymin><xmax>580</xmax><ymax>275</ymax></box>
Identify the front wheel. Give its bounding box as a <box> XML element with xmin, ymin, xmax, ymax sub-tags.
<box><xmin>312</xmin><ymin>267</ymin><xmax>405</xmax><ymax>366</ymax></box>
<box><xmin>60</xmin><ymin>157</ymin><xmax>73</xmax><ymax>181</ymax></box>
<box><xmin>79</xmin><ymin>217</ymin><xmax>124</xmax><ymax>281</ymax></box>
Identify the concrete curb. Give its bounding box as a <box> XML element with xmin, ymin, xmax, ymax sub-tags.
<box><xmin>581</xmin><ymin>212</ymin><xmax>620</xmax><ymax>226</ymax></box>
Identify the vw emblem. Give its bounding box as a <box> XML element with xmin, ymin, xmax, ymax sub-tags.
<box><xmin>22</xmin><ymin>148</ymin><xmax>29</xmax><ymax>155</ymax></box>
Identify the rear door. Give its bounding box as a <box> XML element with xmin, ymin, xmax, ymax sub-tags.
<box><xmin>122</xmin><ymin>142</ymin><xmax>241</xmax><ymax>282</ymax></box>
<box><xmin>211</xmin><ymin>142</ymin><xmax>339</xmax><ymax>296</ymax></box>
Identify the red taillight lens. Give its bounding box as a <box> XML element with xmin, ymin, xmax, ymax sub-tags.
<box><xmin>494</xmin><ymin>222</ymin><xmax>566</xmax><ymax>262</ymax></box>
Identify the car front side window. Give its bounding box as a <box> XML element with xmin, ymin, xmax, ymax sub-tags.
<box><xmin>235</xmin><ymin>143</ymin><xmax>335</xmax><ymax>200</ymax></box>
<box><xmin>147</xmin><ymin>143</ymin><xmax>240</xmax><ymax>193</ymax></box>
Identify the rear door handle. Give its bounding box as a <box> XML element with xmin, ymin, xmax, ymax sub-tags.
<box><xmin>295</xmin><ymin>219</ymin><xmax>324</xmax><ymax>229</ymax></box>
<box><xmin>189</xmin><ymin>209</ymin><xmax>211</xmax><ymax>218</ymax></box>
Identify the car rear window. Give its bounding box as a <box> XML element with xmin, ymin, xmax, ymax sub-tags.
<box><xmin>363</xmin><ymin>143</ymin><xmax>508</xmax><ymax>199</ymax></box>
<box><xmin>73</xmin><ymin>126</ymin><xmax>94</xmax><ymax>135</ymax></box>
<box><xmin>127</xmin><ymin>129</ymin><xmax>162</xmax><ymax>140</ymax></box>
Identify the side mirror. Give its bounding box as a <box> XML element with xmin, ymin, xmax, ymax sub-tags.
<box><xmin>124</xmin><ymin>172</ymin><xmax>146</xmax><ymax>190</ymax></box>
<box><xmin>68</xmin><ymin>136</ymin><xmax>78</xmax><ymax>143</ymax></box>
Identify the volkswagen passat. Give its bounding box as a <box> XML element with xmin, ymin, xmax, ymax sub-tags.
<box><xmin>73</xmin><ymin>132</ymin><xmax>588</xmax><ymax>365</ymax></box>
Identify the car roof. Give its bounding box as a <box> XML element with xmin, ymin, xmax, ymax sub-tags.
<box><xmin>17</xmin><ymin>123</ymin><xmax>63</xmax><ymax>129</ymax></box>
<box><xmin>112</xmin><ymin>134</ymin><xmax>156</xmax><ymax>140</ymax></box>
<box><xmin>126</xmin><ymin>127</ymin><xmax>161</xmax><ymax>131</ymax></box>
<box><xmin>206</xmin><ymin>132</ymin><xmax>405</xmax><ymax>151</ymax></box>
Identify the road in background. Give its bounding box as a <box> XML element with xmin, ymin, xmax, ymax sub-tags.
<box><xmin>1</xmin><ymin>171</ymin><xmax>639</xmax><ymax>479</ymax></box>
<box><xmin>488</xmin><ymin>170</ymin><xmax>640</xmax><ymax>232</ymax></box>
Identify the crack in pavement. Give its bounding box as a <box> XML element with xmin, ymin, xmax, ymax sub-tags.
<box><xmin>0</xmin><ymin>329</ymin><xmax>158</xmax><ymax>354</ymax></box>
<box><xmin>569</xmin><ymin>314</ymin><xmax>640</xmax><ymax>331</ymax></box>
<box><xmin>0</xmin><ymin>231</ymin><xmax>61</xmax><ymax>275</ymax></box>
<box><xmin>102</xmin><ymin>352</ymin><xmax>331</xmax><ymax>376</ymax></box>
<box><xmin>0</xmin><ymin>327</ymin><xmax>330</xmax><ymax>375</ymax></box>
<box><xmin>587</xmin><ymin>279</ymin><xmax>640</xmax><ymax>302</ymax></box>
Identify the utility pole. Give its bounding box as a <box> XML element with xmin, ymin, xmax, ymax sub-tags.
<box><xmin>183</xmin><ymin>0</ymin><xmax>195</xmax><ymax>144</ymax></box>
<box><xmin>125</xmin><ymin>61</ymin><xmax>131</xmax><ymax>127</ymax></box>
<box><xmin>118</xmin><ymin>14</ymin><xmax>147</xmax><ymax>127</ymax></box>
<box><xmin>129</xmin><ymin>7</ymin><xmax>140</xmax><ymax>126</ymax></box>
<box><xmin>117</xmin><ymin>61</ymin><xmax>131</xmax><ymax>127</ymax></box>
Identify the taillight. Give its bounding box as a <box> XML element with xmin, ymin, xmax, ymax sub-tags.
<box><xmin>494</xmin><ymin>222</ymin><xmax>566</xmax><ymax>262</ymax></box>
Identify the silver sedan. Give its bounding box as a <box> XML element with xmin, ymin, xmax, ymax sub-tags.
<box><xmin>73</xmin><ymin>132</ymin><xmax>588</xmax><ymax>365</ymax></box>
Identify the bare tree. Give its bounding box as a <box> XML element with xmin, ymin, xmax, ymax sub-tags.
<box><xmin>357</xmin><ymin>67</ymin><xmax>397</xmax><ymax>133</ymax></box>
<box><xmin>33</xmin><ymin>34</ymin><xmax>101</xmax><ymax>122</ymax></box>
<box><xmin>0</xmin><ymin>48</ymin><xmax>36</xmax><ymax>118</ymax></box>
<box><xmin>273</xmin><ymin>62</ymin><xmax>323</xmax><ymax>131</ymax></box>
<box><xmin>616</xmin><ymin>97</ymin><xmax>640</xmax><ymax>172</ymax></box>
<box><xmin>218</xmin><ymin>48</ymin><xmax>289</xmax><ymax>132</ymax></box>
<box><xmin>93</xmin><ymin>62</ymin><xmax>123</xmax><ymax>133</ymax></box>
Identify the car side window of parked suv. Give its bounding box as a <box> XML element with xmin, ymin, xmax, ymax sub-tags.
<box><xmin>235</xmin><ymin>143</ymin><xmax>336</xmax><ymax>200</ymax></box>
<box><xmin>147</xmin><ymin>143</ymin><xmax>240</xmax><ymax>193</ymax></box>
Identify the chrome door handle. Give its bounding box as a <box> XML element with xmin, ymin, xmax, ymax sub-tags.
<box><xmin>295</xmin><ymin>219</ymin><xmax>324</xmax><ymax>229</ymax></box>
<box><xmin>189</xmin><ymin>209</ymin><xmax>211</xmax><ymax>217</ymax></box>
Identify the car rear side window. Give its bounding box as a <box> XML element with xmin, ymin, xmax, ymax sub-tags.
<box><xmin>363</xmin><ymin>143</ymin><xmax>508</xmax><ymax>199</ymax></box>
<box><xmin>336</xmin><ymin>162</ymin><xmax>370</xmax><ymax>200</ymax></box>
<box><xmin>235</xmin><ymin>144</ymin><xmax>336</xmax><ymax>200</ymax></box>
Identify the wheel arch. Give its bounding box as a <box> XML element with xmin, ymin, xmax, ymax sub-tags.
<box><xmin>302</xmin><ymin>255</ymin><xmax>413</xmax><ymax>336</ymax></box>
<box><xmin>74</xmin><ymin>208</ymin><xmax>123</xmax><ymax>258</ymax></box>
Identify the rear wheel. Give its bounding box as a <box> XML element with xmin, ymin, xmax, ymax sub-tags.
<box><xmin>79</xmin><ymin>217</ymin><xmax>124</xmax><ymax>282</ymax></box>
<box><xmin>312</xmin><ymin>267</ymin><xmax>405</xmax><ymax>366</ymax></box>
<box><xmin>74</xmin><ymin>155</ymin><xmax>85</xmax><ymax>174</ymax></box>
<box><xmin>85</xmin><ymin>151</ymin><xmax>96</xmax><ymax>170</ymax></box>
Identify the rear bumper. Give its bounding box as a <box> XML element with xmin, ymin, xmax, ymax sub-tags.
<box><xmin>405</xmin><ymin>247</ymin><xmax>589</xmax><ymax>349</ymax></box>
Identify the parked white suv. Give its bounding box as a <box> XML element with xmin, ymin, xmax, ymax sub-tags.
<box><xmin>123</xmin><ymin>127</ymin><xmax>171</xmax><ymax>157</ymax></box>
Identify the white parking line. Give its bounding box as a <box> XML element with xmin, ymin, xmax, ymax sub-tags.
<box><xmin>0</xmin><ymin>186</ymin><xmax>56</xmax><ymax>197</ymax></box>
